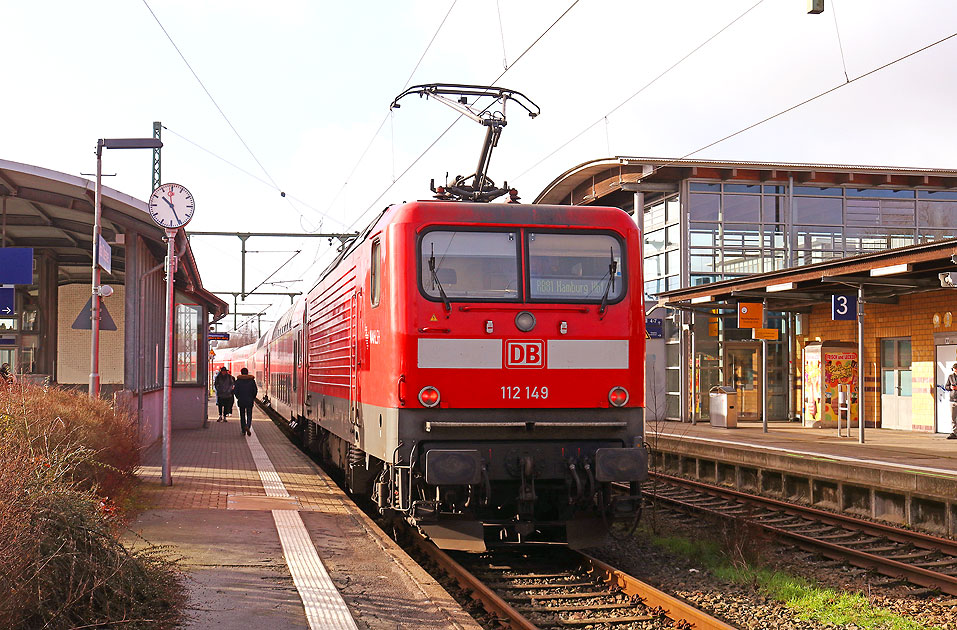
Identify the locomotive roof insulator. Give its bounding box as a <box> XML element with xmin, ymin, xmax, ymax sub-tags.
<box><xmin>390</xmin><ymin>83</ymin><xmax>540</xmax><ymax>203</ymax></box>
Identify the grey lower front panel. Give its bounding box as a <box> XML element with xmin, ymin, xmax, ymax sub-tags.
<box><xmin>308</xmin><ymin>394</ymin><xmax>643</xmax><ymax>467</ymax></box>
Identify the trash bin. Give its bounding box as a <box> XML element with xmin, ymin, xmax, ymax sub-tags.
<box><xmin>709</xmin><ymin>386</ymin><xmax>738</xmax><ymax>428</ymax></box>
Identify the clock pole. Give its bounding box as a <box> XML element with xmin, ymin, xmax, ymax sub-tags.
<box><xmin>162</xmin><ymin>227</ymin><xmax>177</xmax><ymax>486</ymax></box>
<box><xmin>150</xmin><ymin>182</ymin><xmax>194</xmax><ymax>487</ymax></box>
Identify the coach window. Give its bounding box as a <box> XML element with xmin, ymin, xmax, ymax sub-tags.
<box><xmin>175</xmin><ymin>302</ymin><xmax>202</xmax><ymax>383</ymax></box>
<box><xmin>371</xmin><ymin>239</ymin><xmax>381</xmax><ymax>306</ymax></box>
<box><xmin>527</xmin><ymin>232</ymin><xmax>624</xmax><ymax>302</ymax></box>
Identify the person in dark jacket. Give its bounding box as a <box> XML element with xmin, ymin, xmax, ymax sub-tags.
<box><xmin>233</xmin><ymin>367</ymin><xmax>258</xmax><ymax>436</ymax></box>
<box><xmin>213</xmin><ymin>367</ymin><xmax>235</xmax><ymax>422</ymax></box>
<box><xmin>945</xmin><ymin>363</ymin><xmax>957</xmax><ymax>439</ymax></box>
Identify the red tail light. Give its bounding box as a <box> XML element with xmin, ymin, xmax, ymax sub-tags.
<box><xmin>419</xmin><ymin>386</ymin><xmax>440</xmax><ymax>408</ymax></box>
<box><xmin>608</xmin><ymin>387</ymin><xmax>629</xmax><ymax>407</ymax></box>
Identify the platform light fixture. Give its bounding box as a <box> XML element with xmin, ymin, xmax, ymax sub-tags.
<box><xmin>870</xmin><ymin>263</ymin><xmax>911</xmax><ymax>277</ymax></box>
<box><xmin>766</xmin><ymin>282</ymin><xmax>795</xmax><ymax>292</ymax></box>
<box><xmin>90</xmin><ymin>137</ymin><xmax>162</xmax><ymax>398</ymax></box>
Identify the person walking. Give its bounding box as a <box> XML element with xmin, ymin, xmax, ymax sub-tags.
<box><xmin>233</xmin><ymin>367</ymin><xmax>258</xmax><ymax>437</ymax></box>
<box><xmin>945</xmin><ymin>363</ymin><xmax>957</xmax><ymax>439</ymax></box>
<box><xmin>0</xmin><ymin>363</ymin><xmax>13</xmax><ymax>385</ymax></box>
<box><xmin>213</xmin><ymin>367</ymin><xmax>235</xmax><ymax>422</ymax></box>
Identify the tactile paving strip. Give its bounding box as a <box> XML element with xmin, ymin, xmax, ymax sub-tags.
<box><xmin>246</xmin><ymin>427</ymin><xmax>359</xmax><ymax>629</ymax></box>
<box><xmin>273</xmin><ymin>509</ymin><xmax>359</xmax><ymax>630</ymax></box>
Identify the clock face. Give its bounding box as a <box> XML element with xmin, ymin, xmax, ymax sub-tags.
<box><xmin>148</xmin><ymin>183</ymin><xmax>195</xmax><ymax>229</ymax></box>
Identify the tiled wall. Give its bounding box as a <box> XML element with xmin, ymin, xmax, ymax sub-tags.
<box><xmin>806</xmin><ymin>290</ymin><xmax>957</xmax><ymax>432</ymax></box>
<box><xmin>56</xmin><ymin>283</ymin><xmax>125</xmax><ymax>384</ymax></box>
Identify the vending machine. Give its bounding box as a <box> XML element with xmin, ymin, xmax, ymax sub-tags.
<box><xmin>803</xmin><ymin>342</ymin><xmax>858</xmax><ymax>429</ymax></box>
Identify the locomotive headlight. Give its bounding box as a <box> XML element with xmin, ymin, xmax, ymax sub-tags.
<box><xmin>515</xmin><ymin>311</ymin><xmax>536</xmax><ymax>332</ymax></box>
<box><xmin>608</xmin><ymin>386</ymin><xmax>629</xmax><ymax>407</ymax></box>
<box><xmin>418</xmin><ymin>386</ymin><xmax>441</xmax><ymax>408</ymax></box>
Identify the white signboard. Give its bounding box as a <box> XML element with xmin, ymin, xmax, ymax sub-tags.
<box><xmin>98</xmin><ymin>235</ymin><xmax>111</xmax><ymax>274</ymax></box>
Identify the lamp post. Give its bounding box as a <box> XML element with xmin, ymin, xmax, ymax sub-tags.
<box><xmin>90</xmin><ymin>138</ymin><xmax>163</xmax><ymax>398</ymax></box>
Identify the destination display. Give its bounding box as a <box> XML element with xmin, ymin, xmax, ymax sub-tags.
<box><xmin>532</xmin><ymin>277</ymin><xmax>605</xmax><ymax>298</ymax></box>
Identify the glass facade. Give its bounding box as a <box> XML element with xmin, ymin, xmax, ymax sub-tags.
<box><xmin>646</xmin><ymin>180</ymin><xmax>957</xmax><ymax>422</ymax></box>
<box><xmin>175</xmin><ymin>303</ymin><xmax>202</xmax><ymax>383</ymax></box>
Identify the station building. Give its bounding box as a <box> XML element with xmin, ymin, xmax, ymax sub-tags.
<box><xmin>0</xmin><ymin>159</ymin><xmax>227</xmax><ymax>443</ymax></box>
<box><xmin>535</xmin><ymin>157</ymin><xmax>957</xmax><ymax>433</ymax></box>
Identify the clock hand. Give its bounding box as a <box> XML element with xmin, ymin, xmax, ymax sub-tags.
<box><xmin>162</xmin><ymin>195</ymin><xmax>182</xmax><ymax>224</ymax></box>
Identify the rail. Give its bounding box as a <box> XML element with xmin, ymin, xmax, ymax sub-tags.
<box><xmin>641</xmin><ymin>472</ymin><xmax>957</xmax><ymax>596</ymax></box>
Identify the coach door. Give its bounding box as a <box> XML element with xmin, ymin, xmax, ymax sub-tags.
<box><xmin>349</xmin><ymin>288</ymin><xmax>362</xmax><ymax>440</ymax></box>
<box><xmin>935</xmin><ymin>344</ymin><xmax>956</xmax><ymax>434</ymax></box>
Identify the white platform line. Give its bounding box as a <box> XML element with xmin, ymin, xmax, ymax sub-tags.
<box><xmin>273</xmin><ymin>509</ymin><xmax>359</xmax><ymax>630</ymax></box>
<box><xmin>245</xmin><ymin>427</ymin><xmax>359</xmax><ymax>630</ymax></box>
<box><xmin>246</xmin><ymin>428</ymin><xmax>290</xmax><ymax>497</ymax></box>
<box><xmin>656</xmin><ymin>432</ymin><xmax>957</xmax><ymax>478</ymax></box>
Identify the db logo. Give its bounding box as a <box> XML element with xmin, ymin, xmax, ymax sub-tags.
<box><xmin>505</xmin><ymin>340</ymin><xmax>545</xmax><ymax>368</ymax></box>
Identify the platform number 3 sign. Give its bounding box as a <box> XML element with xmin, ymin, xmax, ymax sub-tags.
<box><xmin>832</xmin><ymin>294</ymin><xmax>858</xmax><ymax>321</ymax></box>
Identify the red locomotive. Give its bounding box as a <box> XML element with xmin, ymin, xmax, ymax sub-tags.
<box><xmin>214</xmin><ymin>86</ymin><xmax>648</xmax><ymax>550</ymax></box>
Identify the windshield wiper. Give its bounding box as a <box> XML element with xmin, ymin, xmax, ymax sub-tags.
<box><xmin>428</xmin><ymin>244</ymin><xmax>451</xmax><ymax>313</ymax></box>
<box><xmin>598</xmin><ymin>247</ymin><xmax>618</xmax><ymax>317</ymax></box>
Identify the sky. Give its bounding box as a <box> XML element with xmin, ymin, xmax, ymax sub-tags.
<box><xmin>4</xmin><ymin>0</ymin><xmax>957</xmax><ymax>334</ymax></box>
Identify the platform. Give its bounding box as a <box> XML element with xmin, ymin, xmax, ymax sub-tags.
<box><xmin>647</xmin><ymin>420</ymin><xmax>957</xmax><ymax>538</ymax></box>
<box><xmin>128</xmin><ymin>402</ymin><xmax>482</xmax><ymax>630</ymax></box>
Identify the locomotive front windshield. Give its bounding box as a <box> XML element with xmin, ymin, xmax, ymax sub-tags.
<box><xmin>528</xmin><ymin>232</ymin><xmax>624</xmax><ymax>302</ymax></box>
<box><xmin>420</xmin><ymin>230</ymin><xmax>520</xmax><ymax>300</ymax></box>
<box><xmin>420</xmin><ymin>228</ymin><xmax>625</xmax><ymax>304</ymax></box>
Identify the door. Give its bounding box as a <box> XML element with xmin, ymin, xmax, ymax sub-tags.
<box><xmin>935</xmin><ymin>344</ymin><xmax>957</xmax><ymax>434</ymax></box>
<box><xmin>725</xmin><ymin>342</ymin><xmax>761</xmax><ymax>420</ymax></box>
<box><xmin>880</xmin><ymin>338</ymin><xmax>912</xmax><ymax>430</ymax></box>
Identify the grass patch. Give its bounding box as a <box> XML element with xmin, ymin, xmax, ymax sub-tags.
<box><xmin>649</xmin><ymin>530</ymin><xmax>940</xmax><ymax>630</ymax></box>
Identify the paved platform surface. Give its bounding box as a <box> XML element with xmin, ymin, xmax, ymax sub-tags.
<box><xmin>649</xmin><ymin>419</ymin><xmax>957</xmax><ymax>478</ymax></box>
<box><xmin>129</xmin><ymin>402</ymin><xmax>482</xmax><ymax>630</ymax></box>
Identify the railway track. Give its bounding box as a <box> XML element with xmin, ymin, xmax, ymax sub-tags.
<box><xmin>407</xmin><ymin>528</ymin><xmax>736</xmax><ymax>630</ymax></box>
<box><xmin>641</xmin><ymin>472</ymin><xmax>957</xmax><ymax>596</ymax></box>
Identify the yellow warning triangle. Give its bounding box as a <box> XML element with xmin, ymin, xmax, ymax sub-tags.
<box><xmin>430</xmin><ymin>314</ymin><xmax>438</xmax><ymax>322</ymax></box>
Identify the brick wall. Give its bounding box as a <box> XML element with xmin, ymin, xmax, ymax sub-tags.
<box><xmin>806</xmin><ymin>289</ymin><xmax>957</xmax><ymax>432</ymax></box>
<box><xmin>57</xmin><ymin>284</ymin><xmax>125</xmax><ymax>385</ymax></box>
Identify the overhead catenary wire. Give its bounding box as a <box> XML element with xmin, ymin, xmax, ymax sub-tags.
<box><xmin>515</xmin><ymin>0</ymin><xmax>767</xmax><ymax>182</ymax></box>
<box><xmin>646</xmin><ymin>28</ymin><xmax>957</xmax><ymax>179</ymax></box>
<box><xmin>322</xmin><ymin>0</ymin><xmax>460</xmax><ymax>219</ymax></box>
<box><xmin>345</xmin><ymin>0</ymin><xmax>582</xmax><ymax>233</ymax></box>
<box><xmin>162</xmin><ymin>126</ymin><xmax>348</xmax><ymax>229</ymax></box>
<box><xmin>143</xmin><ymin>0</ymin><xmax>337</xmax><ymax>231</ymax></box>
<box><xmin>142</xmin><ymin>0</ymin><xmax>280</xmax><ymax>191</ymax></box>
<box><xmin>831</xmin><ymin>0</ymin><xmax>851</xmax><ymax>83</ymax></box>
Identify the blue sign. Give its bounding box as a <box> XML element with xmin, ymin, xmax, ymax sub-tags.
<box><xmin>0</xmin><ymin>248</ymin><xmax>33</xmax><ymax>285</ymax></box>
<box><xmin>646</xmin><ymin>317</ymin><xmax>663</xmax><ymax>339</ymax></box>
<box><xmin>832</xmin><ymin>294</ymin><xmax>858</xmax><ymax>321</ymax></box>
<box><xmin>0</xmin><ymin>287</ymin><xmax>13</xmax><ymax>316</ymax></box>
<box><xmin>209</xmin><ymin>332</ymin><xmax>230</xmax><ymax>341</ymax></box>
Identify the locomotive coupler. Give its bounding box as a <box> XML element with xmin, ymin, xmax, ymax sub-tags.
<box><xmin>517</xmin><ymin>454</ymin><xmax>537</xmax><ymax>519</ymax></box>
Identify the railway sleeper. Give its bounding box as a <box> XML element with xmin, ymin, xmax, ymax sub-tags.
<box><xmin>489</xmin><ymin>582</ymin><xmax>595</xmax><ymax>590</ymax></box>
<box><xmin>504</xmin><ymin>591</ymin><xmax>619</xmax><ymax>601</ymax></box>
<box><xmin>558</xmin><ymin>615</ymin><xmax>654</xmax><ymax>626</ymax></box>
<box><xmin>884</xmin><ymin>549</ymin><xmax>938</xmax><ymax>561</ymax></box>
<box><xmin>518</xmin><ymin>603</ymin><xmax>639</xmax><ymax>613</ymax></box>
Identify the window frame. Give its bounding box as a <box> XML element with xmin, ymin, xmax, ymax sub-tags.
<box><xmin>416</xmin><ymin>226</ymin><xmax>523</xmax><ymax>304</ymax></box>
<box><xmin>524</xmin><ymin>228</ymin><xmax>627</xmax><ymax>306</ymax></box>
<box><xmin>370</xmin><ymin>238</ymin><xmax>381</xmax><ymax>307</ymax></box>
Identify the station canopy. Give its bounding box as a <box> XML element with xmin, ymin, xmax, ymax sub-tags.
<box><xmin>658</xmin><ymin>238</ymin><xmax>957</xmax><ymax>313</ymax></box>
<box><xmin>0</xmin><ymin>158</ymin><xmax>225</xmax><ymax>316</ymax></box>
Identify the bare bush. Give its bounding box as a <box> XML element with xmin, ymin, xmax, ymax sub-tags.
<box><xmin>0</xmin><ymin>384</ymin><xmax>184</xmax><ymax>629</ymax></box>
